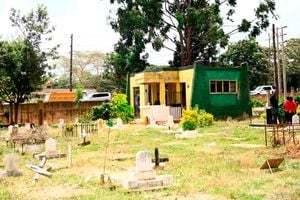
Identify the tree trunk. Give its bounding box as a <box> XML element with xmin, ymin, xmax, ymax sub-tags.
<box><xmin>9</xmin><ymin>102</ymin><xmax>13</xmax><ymax>124</ymax></box>
<box><xmin>14</xmin><ymin>102</ymin><xmax>19</xmax><ymax>125</ymax></box>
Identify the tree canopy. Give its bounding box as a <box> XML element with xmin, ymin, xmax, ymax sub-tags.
<box><xmin>110</xmin><ymin>0</ymin><xmax>276</xmax><ymax>68</ymax></box>
<box><xmin>219</xmin><ymin>38</ymin><xmax>271</xmax><ymax>89</ymax></box>
<box><xmin>0</xmin><ymin>5</ymin><xmax>57</xmax><ymax>123</ymax></box>
<box><xmin>284</xmin><ymin>38</ymin><xmax>300</xmax><ymax>89</ymax></box>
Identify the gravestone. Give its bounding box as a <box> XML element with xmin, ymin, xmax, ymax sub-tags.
<box><xmin>45</xmin><ymin>138</ymin><xmax>58</xmax><ymax>156</ymax></box>
<box><xmin>78</xmin><ymin>130</ymin><xmax>90</xmax><ymax>146</ymax></box>
<box><xmin>165</xmin><ymin>115</ymin><xmax>174</xmax><ymax>129</ymax></box>
<box><xmin>59</xmin><ymin>119</ymin><xmax>65</xmax><ymax>129</ymax></box>
<box><xmin>0</xmin><ymin>154</ymin><xmax>22</xmax><ymax>176</ymax></box>
<box><xmin>25</xmin><ymin>123</ymin><xmax>31</xmax><ymax>130</ymax></box>
<box><xmin>292</xmin><ymin>114</ymin><xmax>299</xmax><ymax>124</ymax></box>
<box><xmin>115</xmin><ymin>118</ymin><xmax>123</xmax><ymax>127</ymax></box>
<box><xmin>149</xmin><ymin>117</ymin><xmax>156</xmax><ymax>126</ymax></box>
<box><xmin>123</xmin><ymin>150</ymin><xmax>173</xmax><ymax>189</ymax></box>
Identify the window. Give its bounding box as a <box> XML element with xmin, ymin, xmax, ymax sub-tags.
<box><xmin>210</xmin><ymin>80</ymin><xmax>237</xmax><ymax>94</ymax></box>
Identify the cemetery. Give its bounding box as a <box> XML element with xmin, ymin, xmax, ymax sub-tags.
<box><xmin>1</xmin><ymin>100</ymin><xmax>300</xmax><ymax>199</ymax></box>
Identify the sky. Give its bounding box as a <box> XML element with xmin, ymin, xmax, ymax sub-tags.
<box><xmin>1</xmin><ymin>0</ymin><xmax>300</xmax><ymax>66</ymax></box>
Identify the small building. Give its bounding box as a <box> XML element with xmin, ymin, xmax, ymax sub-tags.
<box><xmin>129</xmin><ymin>64</ymin><xmax>251</xmax><ymax>121</ymax></box>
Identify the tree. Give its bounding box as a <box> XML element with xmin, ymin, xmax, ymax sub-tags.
<box><xmin>219</xmin><ymin>38</ymin><xmax>271</xmax><ymax>89</ymax></box>
<box><xmin>0</xmin><ymin>5</ymin><xmax>57</xmax><ymax>123</ymax></box>
<box><xmin>110</xmin><ymin>0</ymin><xmax>276</xmax><ymax>67</ymax></box>
<box><xmin>58</xmin><ymin>51</ymin><xmax>105</xmax><ymax>88</ymax></box>
<box><xmin>284</xmin><ymin>38</ymin><xmax>300</xmax><ymax>89</ymax></box>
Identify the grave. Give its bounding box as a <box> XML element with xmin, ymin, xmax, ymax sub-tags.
<box><xmin>78</xmin><ymin>130</ymin><xmax>91</xmax><ymax>146</ymax></box>
<box><xmin>34</xmin><ymin>138</ymin><xmax>66</xmax><ymax>160</ymax></box>
<box><xmin>0</xmin><ymin>154</ymin><xmax>22</xmax><ymax>176</ymax></box>
<box><xmin>152</xmin><ymin>147</ymin><xmax>169</xmax><ymax>169</ymax></box>
<box><xmin>123</xmin><ymin>150</ymin><xmax>173</xmax><ymax>190</ymax></box>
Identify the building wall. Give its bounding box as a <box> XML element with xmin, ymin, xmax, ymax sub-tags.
<box><xmin>191</xmin><ymin>64</ymin><xmax>251</xmax><ymax>118</ymax></box>
<box><xmin>0</xmin><ymin>101</ymin><xmax>101</xmax><ymax>125</ymax></box>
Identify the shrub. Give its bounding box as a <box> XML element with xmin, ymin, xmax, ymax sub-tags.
<box><xmin>180</xmin><ymin>106</ymin><xmax>214</xmax><ymax>130</ymax></box>
<box><xmin>198</xmin><ymin>110</ymin><xmax>214</xmax><ymax>127</ymax></box>
<box><xmin>180</xmin><ymin>109</ymin><xmax>199</xmax><ymax>131</ymax></box>
<box><xmin>88</xmin><ymin>94</ymin><xmax>134</xmax><ymax>123</ymax></box>
<box><xmin>250</xmin><ymin>99</ymin><xmax>265</xmax><ymax>107</ymax></box>
<box><xmin>260</xmin><ymin>112</ymin><xmax>266</xmax><ymax>119</ymax></box>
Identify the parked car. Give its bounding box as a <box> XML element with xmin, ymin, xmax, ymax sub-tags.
<box><xmin>81</xmin><ymin>92</ymin><xmax>112</xmax><ymax>102</ymax></box>
<box><xmin>250</xmin><ymin>85</ymin><xmax>275</xmax><ymax>95</ymax></box>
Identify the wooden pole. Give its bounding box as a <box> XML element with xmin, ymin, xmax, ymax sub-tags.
<box><xmin>272</xmin><ymin>24</ymin><xmax>279</xmax><ymax>99</ymax></box>
<box><xmin>68</xmin><ymin>144</ymin><xmax>72</xmax><ymax>168</ymax></box>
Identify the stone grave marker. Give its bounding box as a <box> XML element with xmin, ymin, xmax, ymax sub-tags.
<box><xmin>25</xmin><ymin>123</ymin><xmax>31</xmax><ymax>130</ymax></box>
<box><xmin>292</xmin><ymin>114</ymin><xmax>299</xmax><ymax>124</ymax></box>
<box><xmin>123</xmin><ymin>150</ymin><xmax>173</xmax><ymax>189</ymax></box>
<box><xmin>0</xmin><ymin>154</ymin><xmax>22</xmax><ymax>176</ymax></box>
<box><xmin>45</xmin><ymin>138</ymin><xmax>58</xmax><ymax>156</ymax></box>
<box><xmin>59</xmin><ymin>119</ymin><xmax>65</xmax><ymax>128</ymax></box>
<box><xmin>115</xmin><ymin>118</ymin><xmax>123</xmax><ymax>128</ymax></box>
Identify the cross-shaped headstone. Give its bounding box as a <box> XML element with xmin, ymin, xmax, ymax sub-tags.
<box><xmin>152</xmin><ymin>147</ymin><xmax>169</xmax><ymax>168</ymax></box>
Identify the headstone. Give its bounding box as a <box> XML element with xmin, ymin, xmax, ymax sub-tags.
<box><xmin>2</xmin><ymin>154</ymin><xmax>22</xmax><ymax>176</ymax></box>
<box><xmin>292</xmin><ymin>114</ymin><xmax>299</xmax><ymax>124</ymax></box>
<box><xmin>116</xmin><ymin>118</ymin><xmax>123</xmax><ymax>127</ymax></box>
<box><xmin>122</xmin><ymin>150</ymin><xmax>173</xmax><ymax>189</ymax></box>
<box><xmin>11</xmin><ymin>126</ymin><xmax>18</xmax><ymax>138</ymax></box>
<box><xmin>136</xmin><ymin>151</ymin><xmax>153</xmax><ymax>172</ymax></box>
<box><xmin>59</xmin><ymin>119</ymin><xmax>65</xmax><ymax>129</ymax></box>
<box><xmin>45</xmin><ymin>138</ymin><xmax>57</xmax><ymax>156</ymax></box>
<box><xmin>165</xmin><ymin>115</ymin><xmax>174</xmax><ymax>128</ymax></box>
<box><xmin>74</xmin><ymin>118</ymin><xmax>79</xmax><ymax>124</ymax></box>
<box><xmin>25</xmin><ymin>123</ymin><xmax>31</xmax><ymax>130</ymax></box>
<box><xmin>149</xmin><ymin>117</ymin><xmax>156</xmax><ymax>126</ymax></box>
<box><xmin>43</xmin><ymin>120</ymin><xmax>49</xmax><ymax>127</ymax></box>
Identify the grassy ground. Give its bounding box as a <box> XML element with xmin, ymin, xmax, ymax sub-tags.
<box><xmin>0</xmin><ymin>120</ymin><xmax>300</xmax><ymax>200</ymax></box>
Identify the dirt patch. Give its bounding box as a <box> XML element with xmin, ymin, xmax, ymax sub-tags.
<box><xmin>279</xmin><ymin>143</ymin><xmax>300</xmax><ymax>159</ymax></box>
<box><xmin>231</xmin><ymin>143</ymin><xmax>264</xmax><ymax>148</ymax></box>
<box><xmin>159</xmin><ymin>193</ymin><xmax>228</xmax><ymax>200</ymax></box>
<box><xmin>25</xmin><ymin>184</ymin><xmax>87</xmax><ymax>200</ymax></box>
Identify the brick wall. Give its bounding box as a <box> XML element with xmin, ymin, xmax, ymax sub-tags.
<box><xmin>0</xmin><ymin>101</ymin><xmax>102</xmax><ymax>125</ymax></box>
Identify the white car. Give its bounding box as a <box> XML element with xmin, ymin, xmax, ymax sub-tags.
<box><xmin>250</xmin><ymin>85</ymin><xmax>275</xmax><ymax>95</ymax></box>
<box><xmin>81</xmin><ymin>92</ymin><xmax>112</xmax><ymax>102</ymax></box>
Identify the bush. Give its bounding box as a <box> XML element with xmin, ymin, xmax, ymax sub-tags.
<box><xmin>88</xmin><ymin>94</ymin><xmax>134</xmax><ymax>124</ymax></box>
<box><xmin>250</xmin><ymin>99</ymin><xmax>265</xmax><ymax>107</ymax></box>
<box><xmin>180</xmin><ymin>109</ymin><xmax>199</xmax><ymax>131</ymax></box>
<box><xmin>260</xmin><ymin>112</ymin><xmax>266</xmax><ymax>119</ymax></box>
<box><xmin>198</xmin><ymin>110</ymin><xmax>214</xmax><ymax>127</ymax></box>
<box><xmin>180</xmin><ymin>106</ymin><xmax>214</xmax><ymax>130</ymax></box>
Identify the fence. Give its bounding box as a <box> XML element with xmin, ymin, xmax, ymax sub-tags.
<box><xmin>0</xmin><ymin>101</ymin><xmax>102</xmax><ymax>125</ymax></box>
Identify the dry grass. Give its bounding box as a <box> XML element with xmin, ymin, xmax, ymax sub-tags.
<box><xmin>0</xmin><ymin>120</ymin><xmax>300</xmax><ymax>199</ymax></box>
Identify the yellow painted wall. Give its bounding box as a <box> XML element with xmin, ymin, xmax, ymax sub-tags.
<box><xmin>130</xmin><ymin>67</ymin><xmax>194</xmax><ymax>109</ymax></box>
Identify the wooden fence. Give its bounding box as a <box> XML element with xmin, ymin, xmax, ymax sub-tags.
<box><xmin>0</xmin><ymin>101</ymin><xmax>102</xmax><ymax>125</ymax></box>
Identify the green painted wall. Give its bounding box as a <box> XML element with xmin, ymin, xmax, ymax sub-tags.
<box><xmin>191</xmin><ymin>64</ymin><xmax>251</xmax><ymax>118</ymax></box>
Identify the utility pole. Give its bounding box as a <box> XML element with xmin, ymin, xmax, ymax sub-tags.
<box><xmin>276</xmin><ymin>27</ymin><xmax>282</xmax><ymax>99</ymax></box>
<box><xmin>272</xmin><ymin>24</ymin><xmax>279</xmax><ymax>99</ymax></box>
<box><xmin>70</xmin><ymin>34</ymin><xmax>73</xmax><ymax>92</ymax></box>
<box><xmin>280</xmin><ymin>26</ymin><xmax>287</xmax><ymax>99</ymax></box>
<box><xmin>268</xmin><ymin>33</ymin><xmax>274</xmax><ymax>83</ymax></box>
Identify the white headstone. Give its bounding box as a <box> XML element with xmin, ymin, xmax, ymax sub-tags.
<box><xmin>59</xmin><ymin>119</ymin><xmax>65</xmax><ymax>128</ymax></box>
<box><xmin>80</xmin><ymin>129</ymin><xmax>88</xmax><ymax>138</ymax></box>
<box><xmin>136</xmin><ymin>151</ymin><xmax>153</xmax><ymax>172</ymax></box>
<box><xmin>116</xmin><ymin>118</ymin><xmax>123</xmax><ymax>126</ymax></box>
<box><xmin>45</xmin><ymin>138</ymin><xmax>57</xmax><ymax>155</ymax></box>
<box><xmin>292</xmin><ymin>114</ymin><xmax>299</xmax><ymax>124</ymax></box>
<box><xmin>8</xmin><ymin>125</ymin><xmax>14</xmax><ymax>134</ymax></box>
<box><xmin>149</xmin><ymin>117</ymin><xmax>156</xmax><ymax>126</ymax></box>
<box><xmin>25</xmin><ymin>123</ymin><xmax>31</xmax><ymax>130</ymax></box>
<box><xmin>4</xmin><ymin>154</ymin><xmax>20</xmax><ymax>172</ymax></box>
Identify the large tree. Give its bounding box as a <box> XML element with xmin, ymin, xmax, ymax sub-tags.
<box><xmin>0</xmin><ymin>5</ymin><xmax>57</xmax><ymax>124</ymax></box>
<box><xmin>219</xmin><ymin>38</ymin><xmax>271</xmax><ymax>89</ymax></box>
<box><xmin>110</xmin><ymin>0</ymin><xmax>276</xmax><ymax>67</ymax></box>
<box><xmin>284</xmin><ymin>38</ymin><xmax>300</xmax><ymax>89</ymax></box>
<box><xmin>59</xmin><ymin>51</ymin><xmax>105</xmax><ymax>88</ymax></box>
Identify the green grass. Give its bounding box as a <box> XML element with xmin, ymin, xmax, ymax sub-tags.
<box><xmin>0</xmin><ymin>120</ymin><xmax>300</xmax><ymax>199</ymax></box>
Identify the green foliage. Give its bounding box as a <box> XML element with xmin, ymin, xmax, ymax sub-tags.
<box><xmin>180</xmin><ymin>106</ymin><xmax>214</xmax><ymax>130</ymax></box>
<box><xmin>110</xmin><ymin>0</ymin><xmax>276</xmax><ymax>67</ymax></box>
<box><xmin>0</xmin><ymin>5</ymin><xmax>57</xmax><ymax>123</ymax></box>
<box><xmin>75</xmin><ymin>86</ymin><xmax>84</xmax><ymax>105</ymax></box>
<box><xmin>219</xmin><ymin>38</ymin><xmax>271</xmax><ymax>89</ymax></box>
<box><xmin>180</xmin><ymin>109</ymin><xmax>200</xmax><ymax>131</ymax></box>
<box><xmin>260</xmin><ymin>112</ymin><xmax>266</xmax><ymax>119</ymax></box>
<box><xmin>89</xmin><ymin>94</ymin><xmax>134</xmax><ymax>123</ymax></box>
<box><xmin>250</xmin><ymin>98</ymin><xmax>265</xmax><ymax>107</ymax></box>
<box><xmin>198</xmin><ymin>109</ymin><xmax>214</xmax><ymax>127</ymax></box>
<box><xmin>284</xmin><ymin>38</ymin><xmax>300</xmax><ymax>89</ymax></box>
